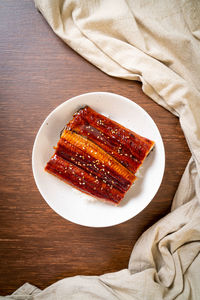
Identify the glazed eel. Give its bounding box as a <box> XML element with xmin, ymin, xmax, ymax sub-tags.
<box><xmin>45</xmin><ymin>106</ymin><xmax>154</xmax><ymax>205</ymax></box>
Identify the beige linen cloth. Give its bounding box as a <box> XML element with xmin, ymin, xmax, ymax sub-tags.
<box><xmin>2</xmin><ymin>0</ymin><xmax>200</xmax><ymax>299</ymax></box>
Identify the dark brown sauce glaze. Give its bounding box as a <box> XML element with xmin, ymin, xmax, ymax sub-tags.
<box><xmin>56</xmin><ymin>138</ymin><xmax>132</xmax><ymax>193</ymax></box>
<box><xmin>45</xmin><ymin>106</ymin><xmax>154</xmax><ymax>205</ymax></box>
<box><xmin>45</xmin><ymin>154</ymin><xmax>125</xmax><ymax>204</ymax></box>
<box><xmin>67</xmin><ymin>106</ymin><xmax>154</xmax><ymax>174</ymax></box>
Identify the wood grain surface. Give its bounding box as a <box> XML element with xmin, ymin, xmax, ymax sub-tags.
<box><xmin>0</xmin><ymin>1</ymin><xmax>191</xmax><ymax>296</ymax></box>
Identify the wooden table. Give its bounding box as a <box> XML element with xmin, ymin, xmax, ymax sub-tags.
<box><xmin>0</xmin><ymin>1</ymin><xmax>190</xmax><ymax>296</ymax></box>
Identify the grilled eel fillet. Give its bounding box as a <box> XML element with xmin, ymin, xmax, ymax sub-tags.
<box><xmin>45</xmin><ymin>106</ymin><xmax>154</xmax><ymax>205</ymax></box>
<box><xmin>67</xmin><ymin>106</ymin><xmax>155</xmax><ymax>174</ymax></box>
<box><xmin>45</xmin><ymin>130</ymin><xmax>136</xmax><ymax>204</ymax></box>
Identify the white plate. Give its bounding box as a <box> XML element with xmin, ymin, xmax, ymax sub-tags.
<box><xmin>32</xmin><ymin>92</ymin><xmax>165</xmax><ymax>227</ymax></box>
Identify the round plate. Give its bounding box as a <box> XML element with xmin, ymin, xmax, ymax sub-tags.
<box><xmin>32</xmin><ymin>92</ymin><xmax>165</xmax><ymax>227</ymax></box>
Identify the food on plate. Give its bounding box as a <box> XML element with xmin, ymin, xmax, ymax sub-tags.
<box><xmin>45</xmin><ymin>130</ymin><xmax>136</xmax><ymax>205</ymax></box>
<box><xmin>45</xmin><ymin>106</ymin><xmax>155</xmax><ymax>205</ymax></box>
<box><xmin>67</xmin><ymin>106</ymin><xmax>155</xmax><ymax>174</ymax></box>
